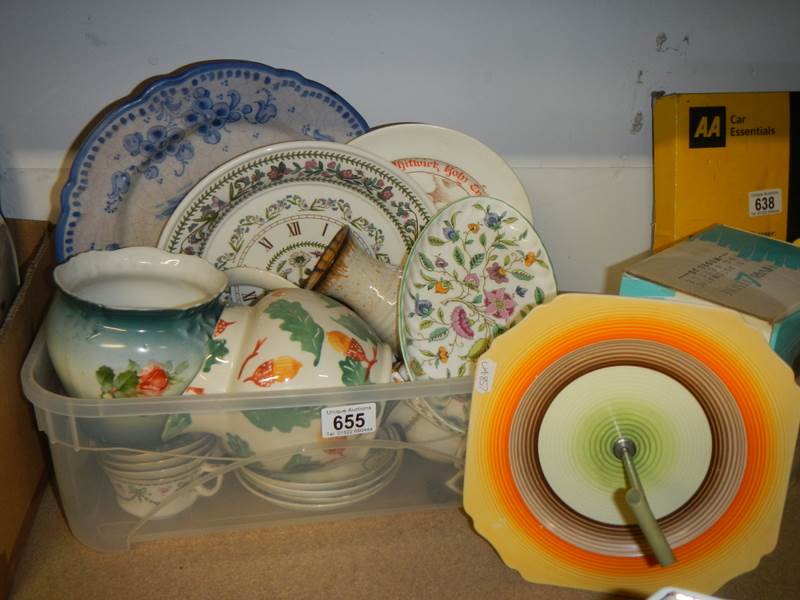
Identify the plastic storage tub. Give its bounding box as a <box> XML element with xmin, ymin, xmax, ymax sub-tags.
<box><xmin>21</xmin><ymin>330</ymin><xmax>473</xmax><ymax>551</ymax></box>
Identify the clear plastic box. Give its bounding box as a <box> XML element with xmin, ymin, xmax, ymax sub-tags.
<box><xmin>21</xmin><ymin>330</ymin><xmax>472</xmax><ymax>551</ymax></box>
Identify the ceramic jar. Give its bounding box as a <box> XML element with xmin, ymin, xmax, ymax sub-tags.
<box><xmin>163</xmin><ymin>287</ymin><xmax>394</xmax><ymax>478</ymax></box>
<box><xmin>45</xmin><ymin>248</ymin><xmax>227</xmax><ymax>447</ymax></box>
<box><xmin>45</xmin><ymin>246</ymin><xmax>293</xmax><ymax>448</ymax></box>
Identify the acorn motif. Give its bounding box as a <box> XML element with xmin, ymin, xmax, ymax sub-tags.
<box><xmin>326</xmin><ymin>331</ymin><xmax>370</xmax><ymax>363</ymax></box>
<box><xmin>243</xmin><ymin>356</ymin><xmax>303</xmax><ymax>388</ymax></box>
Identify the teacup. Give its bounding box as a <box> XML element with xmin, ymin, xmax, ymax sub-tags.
<box><xmin>163</xmin><ymin>287</ymin><xmax>394</xmax><ymax>477</ymax></box>
<box><xmin>106</xmin><ymin>461</ymin><xmax>223</xmax><ymax>519</ymax></box>
<box><xmin>386</xmin><ymin>400</ymin><xmax>465</xmax><ymax>464</ymax></box>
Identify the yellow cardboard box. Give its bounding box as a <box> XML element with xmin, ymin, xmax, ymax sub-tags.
<box><xmin>652</xmin><ymin>92</ymin><xmax>799</xmax><ymax>251</ymax></box>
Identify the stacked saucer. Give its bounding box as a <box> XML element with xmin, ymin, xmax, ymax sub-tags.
<box><xmin>236</xmin><ymin>426</ymin><xmax>404</xmax><ymax>511</ymax></box>
<box><xmin>100</xmin><ymin>434</ymin><xmax>223</xmax><ymax>519</ymax></box>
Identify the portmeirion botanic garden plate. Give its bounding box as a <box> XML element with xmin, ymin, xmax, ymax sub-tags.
<box><xmin>159</xmin><ymin>141</ymin><xmax>434</xmax><ymax>303</ymax></box>
<box><xmin>56</xmin><ymin>60</ymin><xmax>369</xmax><ymax>261</ymax></box>
<box><xmin>348</xmin><ymin>123</ymin><xmax>533</xmax><ymax>221</ymax></box>
<box><xmin>399</xmin><ymin>196</ymin><xmax>556</xmax><ymax>384</ymax></box>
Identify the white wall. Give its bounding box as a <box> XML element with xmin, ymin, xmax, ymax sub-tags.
<box><xmin>2</xmin><ymin>0</ymin><xmax>799</xmax><ymax>291</ymax></box>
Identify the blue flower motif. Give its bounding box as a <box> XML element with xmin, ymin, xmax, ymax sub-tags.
<box><xmin>443</xmin><ymin>225</ymin><xmax>459</xmax><ymax>242</ymax></box>
<box><xmin>414</xmin><ymin>294</ymin><xmax>433</xmax><ymax>317</ymax></box>
<box><xmin>123</xmin><ymin>132</ymin><xmax>144</xmax><ymax>156</ymax></box>
<box><xmin>485</xmin><ymin>211</ymin><xmax>502</xmax><ymax>230</ymax></box>
<box><xmin>183</xmin><ymin>87</ymin><xmax>243</xmax><ymax>144</ymax></box>
<box><xmin>122</xmin><ymin>125</ymin><xmax>194</xmax><ymax>179</ymax></box>
<box><xmin>515</xmin><ymin>286</ymin><xmax>527</xmax><ymax>298</ymax></box>
<box><xmin>105</xmin><ymin>170</ymin><xmax>131</xmax><ymax>213</ymax></box>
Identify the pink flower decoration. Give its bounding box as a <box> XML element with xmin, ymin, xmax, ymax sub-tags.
<box><xmin>487</xmin><ymin>262</ymin><xmax>508</xmax><ymax>284</ymax></box>
<box><xmin>450</xmin><ymin>306</ymin><xmax>474</xmax><ymax>339</ymax></box>
<box><xmin>305</xmin><ymin>160</ymin><xmax>318</xmax><ymax>169</ymax></box>
<box><xmin>484</xmin><ymin>289</ymin><xmax>516</xmax><ymax>320</ymax></box>
<box><xmin>464</xmin><ymin>273</ymin><xmax>480</xmax><ymax>288</ymax></box>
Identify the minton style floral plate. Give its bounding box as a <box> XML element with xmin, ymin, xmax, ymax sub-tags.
<box><xmin>159</xmin><ymin>141</ymin><xmax>434</xmax><ymax>304</ymax></box>
<box><xmin>399</xmin><ymin>196</ymin><xmax>556</xmax><ymax>383</ymax></box>
<box><xmin>56</xmin><ymin>60</ymin><xmax>369</xmax><ymax>261</ymax></box>
<box><xmin>348</xmin><ymin>123</ymin><xmax>532</xmax><ymax>221</ymax></box>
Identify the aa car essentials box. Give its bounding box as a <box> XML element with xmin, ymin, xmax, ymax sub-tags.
<box><xmin>652</xmin><ymin>92</ymin><xmax>800</xmax><ymax>251</ymax></box>
<box><xmin>620</xmin><ymin>224</ymin><xmax>800</xmax><ymax>372</ymax></box>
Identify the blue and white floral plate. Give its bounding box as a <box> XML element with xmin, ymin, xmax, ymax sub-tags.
<box><xmin>400</xmin><ymin>196</ymin><xmax>557</xmax><ymax>382</ymax></box>
<box><xmin>158</xmin><ymin>141</ymin><xmax>434</xmax><ymax>304</ymax></box>
<box><xmin>56</xmin><ymin>60</ymin><xmax>369</xmax><ymax>261</ymax></box>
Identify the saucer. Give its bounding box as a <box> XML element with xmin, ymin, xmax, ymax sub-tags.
<box><xmin>236</xmin><ymin>449</ymin><xmax>401</xmax><ymax>511</ymax></box>
<box><xmin>237</xmin><ymin>426</ymin><xmax>404</xmax><ymax>509</ymax></box>
<box><xmin>240</xmin><ymin>446</ymin><xmax>401</xmax><ymax>499</ymax></box>
<box><xmin>243</xmin><ymin>424</ymin><xmax>403</xmax><ymax>490</ymax></box>
<box><xmin>101</xmin><ymin>433</ymin><xmax>214</xmax><ymax>463</ymax></box>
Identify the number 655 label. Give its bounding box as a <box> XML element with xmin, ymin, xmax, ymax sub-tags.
<box><xmin>748</xmin><ymin>188</ymin><xmax>782</xmax><ymax>217</ymax></box>
<box><xmin>320</xmin><ymin>403</ymin><xmax>377</xmax><ymax>438</ymax></box>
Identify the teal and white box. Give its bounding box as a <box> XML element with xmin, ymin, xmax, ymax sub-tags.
<box><xmin>620</xmin><ymin>224</ymin><xmax>800</xmax><ymax>371</ymax></box>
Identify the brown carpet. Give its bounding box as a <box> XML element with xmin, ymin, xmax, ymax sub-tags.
<box><xmin>8</xmin><ymin>480</ymin><xmax>800</xmax><ymax>600</ymax></box>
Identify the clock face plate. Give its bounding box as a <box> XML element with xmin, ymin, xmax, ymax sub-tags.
<box><xmin>159</xmin><ymin>141</ymin><xmax>434</xmax><ymax>303</ymax></box>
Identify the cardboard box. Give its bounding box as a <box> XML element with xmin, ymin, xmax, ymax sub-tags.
<box><xmin>620</xmin><ymin>224</ymin><xmax>800</xmax><ymax>371</ymax></box>
<box><xmin>652</xmin><ymin>91</ymin><xmax>800</xmax><ymax>251</ymax></box>
<box><xmin>0</xmin><ymin>220</ymin><xmax>53</xmax><ymax>599</ymax></box>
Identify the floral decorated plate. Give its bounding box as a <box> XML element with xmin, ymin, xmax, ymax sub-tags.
<box><xmin>159</xmin><ymin>141</ymin><xmax>434</xmax><ymax>303</ymax></box>
<box><xmin>56</xmin><ymin>60</ymin><xmax>369</xmax><ymax>261</ymax></box>
<box><xmin>348</xmin><ymin>123</ymin><xmax>532</xmax><ymax>220</ymax></box>
<box><xmin>399</xmin><ymin>196</ymin><xmax>556</xmax><ymax>383</ymax></box>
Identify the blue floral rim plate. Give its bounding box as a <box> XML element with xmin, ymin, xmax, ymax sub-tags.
<box><xmin>56</xmin><ymin>60</ymin><xmax>369</xmax><ymax>262</ymax></box>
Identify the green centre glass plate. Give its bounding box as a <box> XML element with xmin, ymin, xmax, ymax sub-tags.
<box><xmin>537</xmin><ymin>365</ymin><xmax>713</xmax><ymax>525</ymax></box>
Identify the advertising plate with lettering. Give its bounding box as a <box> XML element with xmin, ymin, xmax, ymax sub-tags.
<box><xmin>349</xmin><ymin>123</ymin><xmax>533</xmax><ymax>221</ymax></box>
<box><xmin>159</xmin><ymin>141</ymin><xmax>434</xmax><ymax>303</ymax></box>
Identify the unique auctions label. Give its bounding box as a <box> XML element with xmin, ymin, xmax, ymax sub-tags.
<box><xmin>748</xmin><ymin>188</ymin><xmax>782</xmax><ymax>217</ymax></box>
<box><xmin>320</xmin><ymin>403</ymin><xmax>377</xmax><ymax>438</ymax></box>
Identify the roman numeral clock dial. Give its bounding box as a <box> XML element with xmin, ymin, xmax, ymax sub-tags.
<box><xmin>234</xmin><ymin>216</ymin><xmax>341</xmax><ymax>303</ymax></box>
<box><xmin>157</xmin><ymin>143</ymin><xmax>436</xmax><ymax>307</ymax></box>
